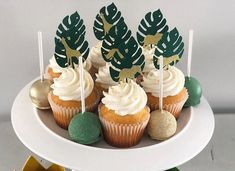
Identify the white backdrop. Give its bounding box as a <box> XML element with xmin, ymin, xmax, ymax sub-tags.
<box><xmin>0</xmin><ymin>0</ymin><xmax>235</xmax><ymax>115</ymax></box>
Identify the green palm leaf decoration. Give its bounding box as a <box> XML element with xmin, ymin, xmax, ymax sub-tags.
<box><xmin>137</xmin><ymin>9</ymin><xmax>169</xmax><ymax>48</ymax></box>
<box><xmin>54</xmin><ymin>11</ymin><xmax>89</xmax><ymax>68</ymax></box>
<box><xmin>153</xmin><ymin>28</ymin><xmax>184</xmax><ymax>69</ymax></box>
<box><xmin>109</xmin><ymin>36</ymin><xmax>145</xmax><ymax>82</ymax></box>
<box><xmin>101</xmin><ymin>21</ymin><xmax>132</xmax><ymax>62</ymax></box>
<box><xmin>93</xmin><ymin>3</ymin><xmax>124</xmax><ymax>40</ymax></box>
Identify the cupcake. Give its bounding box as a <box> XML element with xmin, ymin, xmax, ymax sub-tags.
<box><xmin>95</xmin><ymin>64</ymin><xmax>118</xmax><ymax>96</ymax></box>
<box><xmin>89</xmin><ymin>42</ymin><xmax>106</xmax><ymax>78</ymax></box>
<box><xmin>48</xmin><ymin>67</ymin><xmax>100</xmax><ymax>129</ymax></box>
<box><xmin>99</xmin><ymin>80</ymin><xmax>150</xmax><ymax>148</ymax></box>
<box><xmin>47</xmin><ymin>55</ymin><xmax>92</xmax><ymax>80</ymax></box>
<box><xmin>141</xmin><ymin>66</ymin><xmax>188</xmax><ymax>118</ymax></box>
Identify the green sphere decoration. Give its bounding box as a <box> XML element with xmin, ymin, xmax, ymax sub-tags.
<box><xmin>184</xmin><ymin>76</ymin><xmax>202</xmax><ymax>107</ymax></box>
<box><xmin>68</xmin><ymin>112</ymin><xmax>101</xmax><ymax>145</ymax></box>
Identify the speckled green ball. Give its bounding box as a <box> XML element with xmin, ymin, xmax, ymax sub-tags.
<box><xmin>184</xmin><ymin>76</ymin><xmax>202</xmax><ymax>107</ymax></box>
<box><xmin>68</xmin><ymin>112</ymin><xmax>101</xmax><ymax>145</ymax></box>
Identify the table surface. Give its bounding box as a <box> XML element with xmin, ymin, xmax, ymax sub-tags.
<box><xmin>1</xmin><ymin>113</ymin><xmax>235</xmax><ymax>171</ymax></box>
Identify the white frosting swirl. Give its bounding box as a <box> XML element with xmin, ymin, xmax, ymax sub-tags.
<box><xmin>49</xmin><ymin>55</ymin><xmax>91</xmax><ymax>73</ymax></box>
<box><xmin>142</xmin><ymin>48</ymin><xmax>156</xmax><ymax>73</ymax></box>
<box><xmin>95</xmin><ymin>64</ymin><xmax>118</xmax><ymax>89</ymax></box>
<box><xmin>89</xmin><ymin>42</ymin><xmax>106</xmax><ymax>69</ymax></box>
<box><xmin>51</xmin><ymin>68</ymin><xmax>94</xmax><ymax>101</ymax></box>
<box><xmin>141</xmin><ymin>66</ymin><xmax>185</xmax><ymax>97</ymax></box>
<box><xmin>102</xmin><ymin>80</ymin><xmax>147</xmax><ymax>115</ymax></box>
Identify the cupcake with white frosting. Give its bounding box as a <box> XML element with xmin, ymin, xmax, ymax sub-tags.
<box><xmin>98</xmin><ymin>80</ymin><xmax>150</xmax><ymax>148</ymax></box>
<box><xmin>95</xmin><ymin>64</ymin><xmax>118</xmax><ymax>96</ymax></box>
<box><xmin>48</xmin><ymin>68</ymin><xmax>100</xmax><ymax>129</ymax></box>
<box><xmin>141</xmin><ymin>66</ymin><xmax>188</xmax><ymax>118</ymax></box>
<box><xmin>89</xmin><ymin>42</ymin><xmax>106</xmax><ymax>78</ymax></box>
<box><xmin>47</xmin><ymin>55</ymin><xmax>92</xmax><ymax>79</ymax></box>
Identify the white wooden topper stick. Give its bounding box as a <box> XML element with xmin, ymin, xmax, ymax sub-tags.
<box><xmin>159</xmin><ymin>55</ymin><xmax>163</xmax><ymax>111</ymax></box>
<box><xmin>187</xmin><ymin>29</ymin><xmax>194</xmax><ymax>78</ymax></box>
<box><xmin>37</xmin><ymin>31</ymin><xmax>44</xmax><ymax>82</ymax></box>
<box><xmin>79</xmin><ymin>57</ymin><xmax>85</xmax><ymax>114</ymax></box>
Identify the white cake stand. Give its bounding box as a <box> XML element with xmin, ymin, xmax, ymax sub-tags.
<box><xmin>11</xmin><ymin>80</ymin><xmax>215</xmax><ymax>171</ymax></box>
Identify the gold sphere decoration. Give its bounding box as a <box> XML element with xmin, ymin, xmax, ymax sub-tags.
<box><xmin>29</xmin><ymin>79</ymin><xmax>53</xmax><ymax>109</ymax></box>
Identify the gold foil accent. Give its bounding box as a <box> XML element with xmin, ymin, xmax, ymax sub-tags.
<box><xmin>118</xmin><ymin>66</ymin><xmax>142</xmax><ymax>82</ymax></box>
<box><xmin>143</xmin><ymin>33</ymin><xmax>163</xmax><ymax>48</ymax></box>
<box><xmin>29</xmin><ymin>79</ymin><xmax>53</xmax><ymax>109</ymax></box>
<box><xmin>61</xmin><ymin>37</ymin><xmax>81</xmax><ymax>66</ymax></box>
<box><xmin>157</xmin><ymin>55</ymin><xmax>180</xmax><ymax>69</ymax></box>
<box><xmin>106</xmin><ymin>48</ymin><xmax>124</xmax><ymax>60</ymax></box>
<box><xmin>100</xmin><ymin>13</ymin><xmax>113</xmax><ymax>34</ymax></box>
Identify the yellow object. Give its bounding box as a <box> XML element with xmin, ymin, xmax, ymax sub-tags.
<box><xmin>22</xmin><ymin>156</ymin><xmax>65</xmax><ymax>171</ymax></box>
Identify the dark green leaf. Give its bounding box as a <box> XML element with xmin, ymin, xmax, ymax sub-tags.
<box><xmin>54</xmin><ymin>11</ymin><xmax>89</xmax><ymax>68</ymax></box>
<box><xmin>101</xmin><ymin>21</ymin><xmax>132</xmax><ymax>62</ymax></box>
<box><xmin>93</xmin><ymin>3</ymin><xmax>124</xmax><ymax>40</ymax></box>
<box><xmin>165</xmin><ymin>167</ymin><xmax>180</xmax><ymax>171</ymax></box>
<box><xmin>110</xmin><ymin>37</ymin><xmax>145</xmax><ymax>82</ymax></box>
<box><xmin>153</xmin><ymin>28</ymin><xmax>184</xmax><ymax>69</ymax></box>
<box><xmin>137</xmin><ymin>9</ymin><xmax>169</xmax><ymax>48</ymax></box>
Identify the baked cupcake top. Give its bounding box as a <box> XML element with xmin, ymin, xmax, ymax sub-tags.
<box><xmin>89</xmin><ymin>42</ymin><xmax>106</xmax><ymax>69</ymax></box>
<box><xmin>49</xmin><ymin>55</ymin><xmax>92</xmax><ymax>73</ymax></box>
<box><xmin>142</xmin><ymin>48</ymin><xmax>155</xmax><ymax>73</ymax></box>
<box><xmin>141</xmin><ymin>66</ymin><xmax>185</xmax><ymax>97</ymax></box>
<box><xmin>102</xmin><ymin>80</ymin><xmax>147</xmax><ymax>115</ymax></box>
<box><xmin>95</xmin><ymin>64</ymin><xmax>118</xmax><ymax>89</ymax></box>
<box><xmin>51</xmin><ymin>68</ymin><xmax>94</xmax><ymax>101</ymax></box>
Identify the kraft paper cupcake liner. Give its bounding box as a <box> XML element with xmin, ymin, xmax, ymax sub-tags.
<box><xmin>99</xmin><ymin>115</ymin><xmax>150</xmax><ymax>148</ymax></box>
<box><xmin>48</xmin><ymin>92</ymin><xmax>100</xmax><ymax>129</ymax></box>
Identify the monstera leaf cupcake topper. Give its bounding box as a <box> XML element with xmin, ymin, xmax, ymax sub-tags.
<box><xmin>93</xmin><ymin>3</ymin><xmax>124</xmax><ymax>40</ymax></box>
<box><xmin>137</xmin><ymin>9</ymin><xmax>169</xmax><ymax>49</ymax></box>
<box><xmin>153</xmin><ymin>28</ymin><xmax>184</xmax><ymax>69</ymax></box>
<box><xmin>93</xmin><ymin>3</ymin><xmax>144</xmax><ymax>83</ymax></box>
<box><xmin>54</xmin><ymin>11</ymin><xmax>89</xmax><ymax>68</ymax></box>
<box><xmin>101</xmin><ymin>21</ymin><xmax>132</xmax><ymax>62</ymax></box>
<box><xmin>109</xmin><ymin>36</ymin><xmax>145</xmax><ymax>82</ymax></box>
<box><xmin>137</xmin><ymin>9</ymin><xmax>184</xmax><ymax>69</ymax></box>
